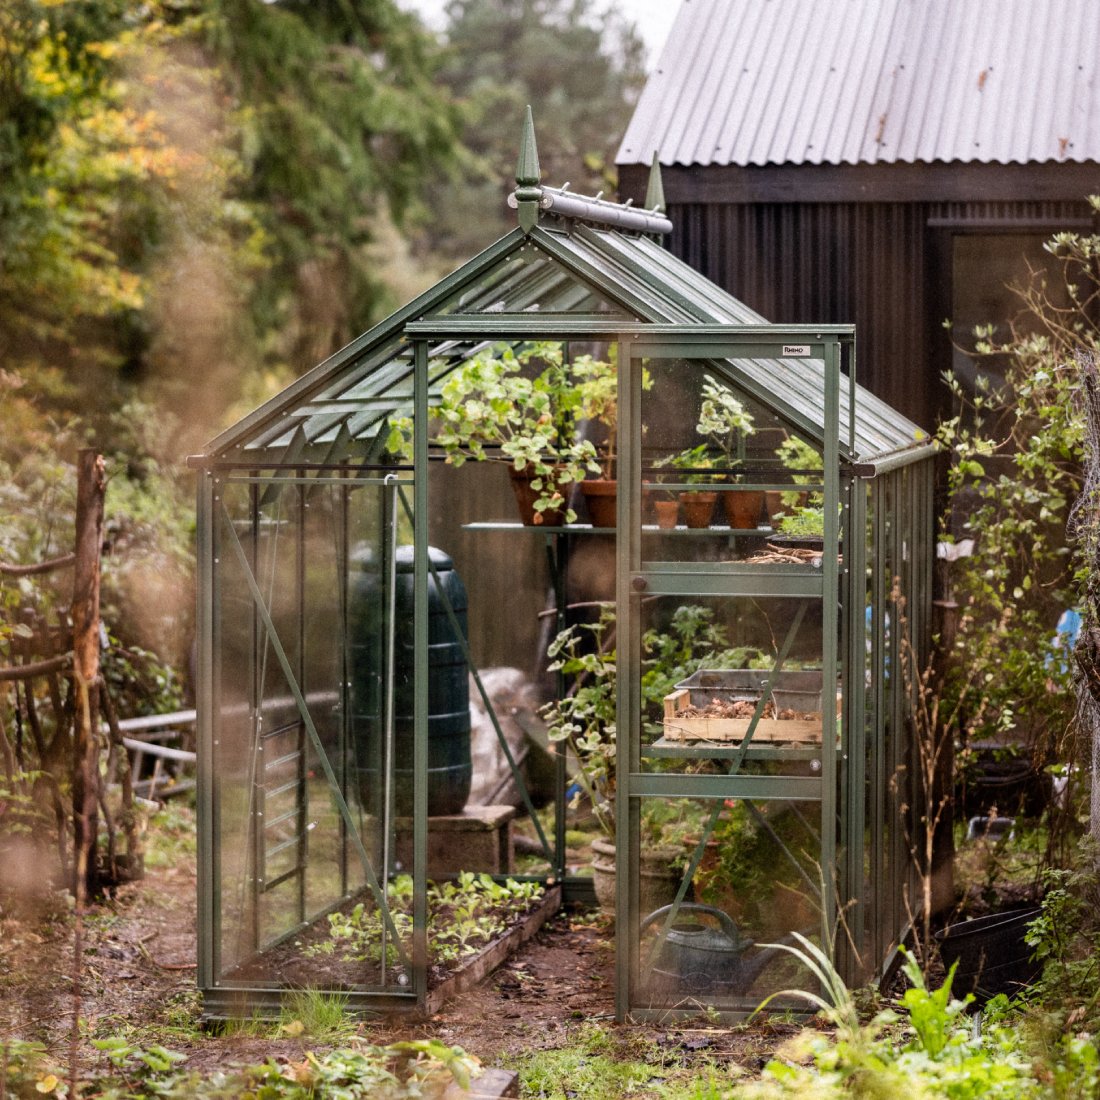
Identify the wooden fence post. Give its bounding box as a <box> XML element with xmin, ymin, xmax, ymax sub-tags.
<box><xmin>71</xmin><ymin>449</ymin><xmax>105</xmax><ymax>898</ymax></box>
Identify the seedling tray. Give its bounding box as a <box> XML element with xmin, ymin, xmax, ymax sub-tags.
<box><xmin>662</xmin><ymin>669</ymin><xmax>826</xmax><ymax>744</ymax></box>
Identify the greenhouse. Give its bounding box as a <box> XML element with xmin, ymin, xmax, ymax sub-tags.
<box><xmin>191</xmin><ymin>111</ymin><xmax>935</xmax><ymax>1020</ymax></box>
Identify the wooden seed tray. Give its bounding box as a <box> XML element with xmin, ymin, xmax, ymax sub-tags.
<box><xmin>662</xmin><ymin>688</ymin><xmax>823</xmax><ymax>744</ymax></box>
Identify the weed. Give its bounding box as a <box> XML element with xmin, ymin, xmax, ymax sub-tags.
<box><xmin>507</xmin><ymin>1023</ymin><xmax>742</xmax><ymax>1100</ymax></box>
<box><xmin>277</xmin><ymin>988</ymin><xmax>359</xmax><ymax>1042</ymax></box>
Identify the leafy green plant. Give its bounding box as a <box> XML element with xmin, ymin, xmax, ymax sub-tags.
<box><xmin>542</xmin><ymin>605</ymin><xmax>619</xmax><ymax>836</ymax></box>
<box><xmin>775</xmin><ymin>436</ymin><xmax>824</xmax><ymax>483</ymax></box>
<box><xmin>0</xmin><ymin>1039</ymin><xmax>67</xmax><ymax>1098</ymax></box>
<box><xmin>58</xmin><ymin>1037</ymin><xmax>480</xmax><ymax>1099</ymax></box>
<box><xmin>543</xmin><ymin>604</ymin><xmax>758</xmax><ymax>838</ymax></box>
<box><xmin>388</xmin><ymin>343</ymin><xmax>609</xmax><ymax>522</ymax></box>
<box><xmin>659</xmin><ymin>444</ymin><xmax>725</xmax><ymax>485</ymax></box>
<box><xmin>774</xmin><ymin>505</ymin><xmax>826</xmax><ymax>540</ymax></box>
<box><xmin>744</xmin><ymin>944</ymin><xmax>1088</xmax><ymax>1099</ymax></box>
<box><xmin>696</xmin><ymin>374</ymin><xmax>757</xmax><ymax>467</ymax></box>
<box><xmin>306</xmin><ymin>872</ymin><xmax>544</xmax><ymax>969</ymax></box>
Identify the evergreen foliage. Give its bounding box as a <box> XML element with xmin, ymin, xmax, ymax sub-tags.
<box><xmin>420</xmin><ymin>0</ymin><xmax>646</xmax><ymax>258</ymax></box>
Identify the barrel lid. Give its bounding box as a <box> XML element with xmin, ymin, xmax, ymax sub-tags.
<box><xmin>351</xmin><ymin>544</ymin><xmax>454</xmax><ymax>574</ymax></box>
<box><xmin>395</xmin><ymin>545</ymin><xmax>453</xmax><ymax>574</ymax></box>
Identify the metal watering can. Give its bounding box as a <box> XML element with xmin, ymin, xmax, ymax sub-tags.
<box><xmin>641</xmin><ymin>903</ymin><xmax>786</xmax><ymax>996</ymax></box>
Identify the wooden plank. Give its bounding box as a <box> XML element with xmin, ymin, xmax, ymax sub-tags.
<box><xmin>620</xmin><ymin>161</ymin><xmax>1100</xmax><ymax>206</ymax></box>
<box><xmin>425</xmin><ymin>886</ymin><xmax>561</xmax><ymax>1015</ymax></box>
<box><xmin>663</xmin><ymin>716</ymin><xmax>822</xmax><ymax>743</ymax></box>
<box><xmin>663</xmin><ymin>689</ymin><xmax>690</xmax><ymax>719</ymax></box>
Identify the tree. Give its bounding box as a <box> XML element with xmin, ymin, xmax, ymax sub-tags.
<box><xmin>0</xmin><ymin>0</ymin><xmax>462</xmax><ymax>895</ymax></box>
<box><xmin>419</xmin><ymin>0</ymin><xmax>646</xmax><ymax>259</ymax></box>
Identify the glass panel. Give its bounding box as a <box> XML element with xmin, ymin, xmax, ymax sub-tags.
<box><xmin>436</xmin><ymin>250</ymin><xmax>629</xmax><ymax>316</ymax></box>
<box><xmin>639</xmin><ymin>594</ymin><xmax>828</xmax><ymax>778</ymax></box>
<box><xmin>633</xmin><ymin>796</ymin><xmax>823</xmax><ymax>1009</ymax></box>
<box><xmin>212</xmin><ymin>472</ymin><xmax>417</xmax><ymax>995</ymax></box>
<box><xmin>639</xmin><ymin>357</ymin><xmax>825</xmax><ymax>563</ymax></box>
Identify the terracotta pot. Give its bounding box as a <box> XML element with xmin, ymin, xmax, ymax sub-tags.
<box><xmin>508</xmin><ymin>464</ymin><xmax>565</xmax><ymax>526</ymax></box>
<box><xmin>681</xmin><ymin>491</ymin><xmax>717</xmax><ymax>529</ymax></box>
<box><xmin>723</xmin><ymin>489</ymin><xmax>764</xmax><ymax>530</ymax></box>
<box><xmin>580</xmin><ymin>479</ymin><xmax>617</xmax><ymax>528</ymax></box>
<box><xmin>653</xmin><ymin>499</ymin><xmax>679</xmax><ymax>529</ymax></box>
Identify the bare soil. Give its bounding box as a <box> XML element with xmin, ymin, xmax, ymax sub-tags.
<box><xmin>1</xmin><ymin>836</ymin><xmax>791</xmax><ymax>1083</ymax></box>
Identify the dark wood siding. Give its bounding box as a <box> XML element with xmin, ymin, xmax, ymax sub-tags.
<box><xmin>620</xmin><ymin>163</ymin><xmax>1095</xmax><ymax>430</ymax></box>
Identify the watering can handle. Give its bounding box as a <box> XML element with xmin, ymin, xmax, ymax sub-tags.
<box><xmin>639</xmin><ymin>903</ymin><xmax>753</xmax><ymax>949</ymax></box>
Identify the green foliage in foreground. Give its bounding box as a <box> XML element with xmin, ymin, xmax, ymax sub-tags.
<box><xmin>729</xmin><ymin>945</ymin><xmax>1098</xmax><ymax>1100</ymax></box>
<box><xmin>2</xmin><ymin>1037</ymin><xmax>480</xmax><ymax>1098</ymax></box>
<box><xmin>510</xmin><ymin>1023</ymin><xmax>732</xmax><ymax>1100</ymax></box>
<box><xmin>507</xmin><ymin>938</ymin><xmax>1100</xmax><ymax>1100</ymax></box>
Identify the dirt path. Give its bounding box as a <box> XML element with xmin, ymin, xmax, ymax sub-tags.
<box><xmin>2</xmin><ymin>848</ymin><xmax>787</xmax><ymax>1083</ymax></box>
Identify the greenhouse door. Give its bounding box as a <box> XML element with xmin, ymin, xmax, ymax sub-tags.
<box><xmin>614</xmin><ymin>326</ymin><xmax>853</xmax><ymax>1020</ymax></box>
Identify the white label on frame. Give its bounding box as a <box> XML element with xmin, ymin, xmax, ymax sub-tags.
<box><xmin>783</xmin><ymin>344</ymin><xmax>811</xmax><ymax>356</ymax></box>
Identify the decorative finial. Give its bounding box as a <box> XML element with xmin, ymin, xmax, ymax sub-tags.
<box><xmin>644</xmin><ymin>150</ymin><xmax>666</xmax><ymax>213</ymax></box>
<box><xmin>514</xmin><ymin>105</ymin><xmax>542</xmax><ymax>232</ymax></box>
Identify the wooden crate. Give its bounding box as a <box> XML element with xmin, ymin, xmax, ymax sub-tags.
<box><xmin>662</xmin><ymin>688</ymin><xmax>823</xmax><ymax>744</ymax></box>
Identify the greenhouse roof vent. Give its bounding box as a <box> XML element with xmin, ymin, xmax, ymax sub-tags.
<box><xmin>509</xmin><ymin>106</ymin><xmax>672</xmax><ymax>236</ymax></box>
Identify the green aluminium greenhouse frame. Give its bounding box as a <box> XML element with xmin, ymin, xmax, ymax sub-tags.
<box><xmin>191</xmin><ymin>111</ymin><xmax>936</xmax><ymax>1020</ymax></box>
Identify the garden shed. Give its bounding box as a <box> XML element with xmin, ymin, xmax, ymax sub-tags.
<box><xmin>617</xmin><ymin>0</ymin><xmax>1100</xmax><ymax>430</ymax></box>
<box><xmin>191</xmin><ymin>111</ymin><xmax>936</xmax><ymax>1021</ymax></box>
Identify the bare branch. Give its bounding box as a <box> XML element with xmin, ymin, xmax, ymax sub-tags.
<box><xmin>0</xmin><ymin>553</ymin><xmax>76</xmax><ymax>577</ymax></box>
<box><xmin>0</xmin><ymin>653</ymin><xmax>71</xmax><ymax>682</ymax></box>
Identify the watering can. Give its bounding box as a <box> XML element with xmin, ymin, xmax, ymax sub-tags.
<box><xmin>641</xmin><ymin>903</ymin><xmax>787</xmax><ymax>996</ymax></box>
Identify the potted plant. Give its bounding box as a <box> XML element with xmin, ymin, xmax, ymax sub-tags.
<box><xmin>652</xmin><ymin>490</ymin><xmax>680</xmax><ymax>529</ymax></box>
<box><xmin>542</xmin><ymin>603</ymin><xmax>761</xmax><ymax>912</ymax></box>
<box><xmin>767</xmin><ymin>434</ymin><xmax>823</xmax><ymax>526</ymax></box>
<box><xmin>388</xmin><ymin>342</ymin><xmax>603</xmax><ymax>525</ymax></box>
<box><xmin>660</xmin><ymin>445</ymin><xmax>721</xmax><ymax>528</ymax></box>
<box><xmin>695</xmin><ymin>375</ymin><xmax>760</xmax><ymax>529</ymax></box>
<box><xmin>572</xmin><ymin>352</ymin><xmax>657</xmax><ymax>528</ymax></box>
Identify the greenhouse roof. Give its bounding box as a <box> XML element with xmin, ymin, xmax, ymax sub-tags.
<box><xmin>200</xmin><ymin>115</ymin><xmax>932</xmax><ymax>474</ymax></box>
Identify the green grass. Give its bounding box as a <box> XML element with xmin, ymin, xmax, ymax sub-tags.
<box><xmin>507</xmin><ymin>1023</ymin><xmax>738</xmax><ymax>1099</ymax></box>
<box><xmin>143</xmin><ymin>801</ymin><xmax>197</xmax><ymax>868</ymax></box>
<box><xmin>278</xmin><ymin>988</ymin><xmax>360</xmax><ymax>1042</ymax></box>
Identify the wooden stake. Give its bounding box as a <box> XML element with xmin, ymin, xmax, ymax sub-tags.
<box><xmin>71</xmin><ymin>449</ymin><xmax>105</xmax><ymax>899</ymax></box>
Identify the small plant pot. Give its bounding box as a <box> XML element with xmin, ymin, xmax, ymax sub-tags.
<box><xmin>681</xmin><ymin>491</ymin><xmax>717</xmax><ymax>528</ymax></box>
<box><xmin>580</xmin><ymin>479</ymin><xmax>617</xmax><ymax>528</ymax></box>
<box><xmin>723</xmin><ymin>489</ymin><xmax>764</xmax><ymax>529</ymax></box>
<box><xmin>654</xmin><ymin>499</ymin><xmax>680</xmax><ymax>529</ymax></box>
<box><xmin>590</xmin><ymin>838</ymin><xmax>690</xmax><ymax>916</ymax></box>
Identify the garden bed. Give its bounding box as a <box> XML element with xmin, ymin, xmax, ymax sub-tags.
<box><xmin>220</xmin><ymin>874</ymin><xmax>559</xmax><ymax>1003</ymax></box>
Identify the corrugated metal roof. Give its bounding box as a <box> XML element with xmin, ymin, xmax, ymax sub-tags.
<box><xmin>617</xmin><ymin>0</ymin><xmax>1100</xmax><ymax>168</ymax></box>
<box><xmin>206</xmin><ymin>216</ymin><xmax>928</xmax><ymax>469</ymax></box>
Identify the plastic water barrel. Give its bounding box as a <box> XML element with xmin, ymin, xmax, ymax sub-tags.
<box><xmin>349</xmin><ymin>545</ymin><xmax>471</xmax><ymax>816</ymax></box>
